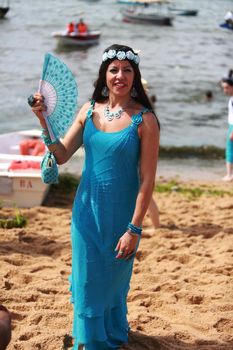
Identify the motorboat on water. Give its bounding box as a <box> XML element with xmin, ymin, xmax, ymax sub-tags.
<box><xmin>122</xmin><ymin>9</ymin><xmax>172</xmax><ymax>25</ymax></box>
<box><xmin>168</xmin><ymin>7</ymin><xmax>198</xmax><ymax>16</ymax></box>
<box><xmin>0</xmin><ymin>129</ymin><xmax>49</xmax><ymax>208</ymax></box>
<box><xmin>52</xmin><ymin>30</ymin><xmax>101</xmax><ymax>47</ymax></box>
<box><xmin>119</xmin><ymin>0</ymin><xmax>173</xmax><ymax>26</ymax></box>
<box><xmin>0</xmin><ymin>6</ymin><xmax>9</xmax><ymax>18</ymax></box>
<box><xmin>0</xmin><ymin>0</ymin><xmax>9</xmax><ymax>19</ymax></box>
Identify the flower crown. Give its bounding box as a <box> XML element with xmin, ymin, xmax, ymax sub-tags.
<box><xmin>102</xmin><ymin>50</ymin><xmax>140</xmax><ymax>65</ymax></box>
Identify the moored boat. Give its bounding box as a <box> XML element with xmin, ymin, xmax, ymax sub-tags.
<box><xmin>119</xmin><ymin>0</ymin><xmax>173</xmax><ymax>26</ymax></box>
<box><xmin>52</xmin><ymin>30</ymin><xmax>101</xmax><ymax>47</ymax></box>
<box><xmin>0</xmin><ymin>0</ymin><xmax>10</xmax><ymax>19</ymax></box>
<box><xmin>0</xmin><ymin>6</ymin><xmax>9</xmax><ymax>19</ymax></box>
<box><xmin>168</xmin><ymin>7</ymin><xmax>198</xmax><ymax>16</ymax></box>
<box><xmin>122</xmin><ymin>9</ymin><xmax>172</xmax><ymax>25</ymax></box>
<box><xmin>0</xmin><ymin>129</ymin><xmax>49</xmax><ymax>208</ymax></box>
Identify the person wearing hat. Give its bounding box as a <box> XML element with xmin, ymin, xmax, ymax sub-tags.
<box><xmin>221</xmin><ymin>69</ymin><xmax>233</xmax><ymax>181</ymax></box>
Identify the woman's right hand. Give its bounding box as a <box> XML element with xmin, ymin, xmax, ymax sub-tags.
<box><xmin>31</xmin><ymin>93</ymin><xmax>47</xmax><ymax>123</ymax></box>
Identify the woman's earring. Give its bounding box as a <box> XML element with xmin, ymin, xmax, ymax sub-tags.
<box><xmin>131</xmin><ymin>87</ymin><xmax>137</xmax><ymax>98</ymax></box>
<box><xmin>102</xmin><ymin>86</ymin><xmax>109</xmax><ymax>97</ymax></box>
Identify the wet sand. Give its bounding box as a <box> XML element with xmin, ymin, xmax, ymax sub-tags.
<box><xmin>0</xmin><ymin>180</ymin><xmax>232</xmax><ymax>350</ymax></box>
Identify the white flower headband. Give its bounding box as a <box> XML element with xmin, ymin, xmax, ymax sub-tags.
<box><xmin>102</xmin><ymin>49</ymin><xmax>140</xmax><ymax>65</ymax></box>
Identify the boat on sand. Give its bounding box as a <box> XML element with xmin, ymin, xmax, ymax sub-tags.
<box><xmin>0</xmin><ymin>129</ymin><xmax>49</xmax><ymax>208</ymax></box>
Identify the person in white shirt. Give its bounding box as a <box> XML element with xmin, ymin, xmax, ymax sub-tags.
<box><xmin>221</xmin><ymin>69</ymin><xmax>233</xmax><ymax>181</ymax></box>
<box><xmin>223</xmin><ymin>11</ymin><xmax>233</xmax><ymax>28</ymax></box>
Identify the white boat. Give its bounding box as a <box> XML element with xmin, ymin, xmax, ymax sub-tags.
<box><xmin>0</xmin><ymin>129</ymin><xmax>49</xmax><ymax>208</ymax></box>
<box><xmin>52</xmin><ymin>30</ymin><xmax>101</xmax><ymax>47</ymax></box>
<box><xmin>119</xmin><ymin>0</ymin><xmax>173</xmax><ymax>26</ymax></box>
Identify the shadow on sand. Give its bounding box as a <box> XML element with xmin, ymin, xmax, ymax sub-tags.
<box><xmin>121</xmin><ymin>331</ymin><xmax>232</xmax><ymax>350</ymax></box>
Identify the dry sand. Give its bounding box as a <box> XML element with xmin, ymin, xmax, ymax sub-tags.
<box><xmin>0</xmin><ymin>180</ymin><xmax>233</xmax><ymax>350</ymax></box>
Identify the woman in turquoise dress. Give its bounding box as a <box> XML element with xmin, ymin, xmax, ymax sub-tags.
<box><xmin>31</xmin><ymin>44</ymin><xmax>160</xmax><ymax>350</ymax></box>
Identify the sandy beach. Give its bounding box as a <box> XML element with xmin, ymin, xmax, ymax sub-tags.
<box><xmin>0</xmin><ymin>179</ymin><xmax>233</xmax><ymax>350</ymax></box>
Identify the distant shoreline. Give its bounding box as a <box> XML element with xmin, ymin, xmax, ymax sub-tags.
<box><xmin>60</xmin><ymin>148</ymin><xmax>226</xmax><ymax>182</ymax></box>
<box><xmin>157</xmin><ymin>158</ymin><xmax>225</xmax><ymax>181</ymax></box>
<box><xmin>159</xmin><ymin>145</ymin><xmax>224</xmax><ymax>159</ymax></box>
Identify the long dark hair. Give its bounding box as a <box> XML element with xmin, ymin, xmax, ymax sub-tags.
<box><xmin>222</xmin><ymin>69</ymin><xmax>233</xmax><ymax>86</ymax></box>
<box><xmin>91</xmin><ymin>44</ymin><xmax>154</xmax><ymax>111</ymax></box>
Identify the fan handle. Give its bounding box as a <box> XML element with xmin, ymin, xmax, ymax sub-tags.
<box><xmin>38</xmin><ymin>79</ymin><xmax>57</xmax><ymax>142</ymax></box>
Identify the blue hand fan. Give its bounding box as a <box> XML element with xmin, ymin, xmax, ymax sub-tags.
<box><xmin>38</xmin><ymin>53</ymin><xmax>78</xmax><ymax>142</ymax></box>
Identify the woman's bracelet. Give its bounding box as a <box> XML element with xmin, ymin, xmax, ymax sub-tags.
<box><xmin>41</xmin><ymin>128</ymin><xmax>58</xmax><ymax>146</ymax></box>
<box><xmin>127</xmin><ymin>222</ymin><xmax>142</xmax><ymax>236</ymax></box>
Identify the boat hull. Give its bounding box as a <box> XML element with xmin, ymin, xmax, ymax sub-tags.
<box><xmin>122</xmin><ymin>10</ymin><xmax>172</xmax><ymax>25</ymax></box>
<box><xmin>52</xmin><ymin>31</ymin><xmax>101</xmax><ymax>47</ymax></box>
<box><xmin>168</xmin><ymin>8</ymin><xmax>198</xmax><ymax>16</ymax></box>
<box><xmin>0</xmin><ymin>130</ymin><xmax>49</xmax><ymax>208</ymax></box>
<box><xmin>0</xmin><ymin>174</ymin><xmax>49</xmax><ymax>208</ymax></box>
<box><xmin>0</xmin><ymin>7</ymin><xmax>9</xmax><ymax>19</ymax></box>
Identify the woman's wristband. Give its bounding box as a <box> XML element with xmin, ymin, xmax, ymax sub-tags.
<box><xmin>41</xmin><ymin>128</ymin><xmax>58</xmax><ymax>146</ymax></box>
<box><xmin>127</xmin><ymin>222</ymin><xmax>142</xmax><ymax>236</ymax></box>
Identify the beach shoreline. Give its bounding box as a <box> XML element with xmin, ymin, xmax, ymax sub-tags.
<box><xmin>0</xmin><ymin>179</ymin><xmax>232</xmax><ymax>350</ymax></box>
<box><xmin>60</xmin><ymin>147</ymin><xmax>227</xmax><ymax>183</ymax></box>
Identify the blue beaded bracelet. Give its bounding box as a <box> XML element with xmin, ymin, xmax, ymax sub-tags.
<box><xmin>127</xmin><ymin>222</ymin><xmax>142</xmax><ymax>235</ymax></box>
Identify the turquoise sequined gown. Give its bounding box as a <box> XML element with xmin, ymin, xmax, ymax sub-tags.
<box><xmin>70</xmin><ymin>101</ymin><xmax>148</xmax><ymax>350</ymax></box>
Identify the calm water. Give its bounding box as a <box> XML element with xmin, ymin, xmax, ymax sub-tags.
<box><xmin>0</xmin><ymin>0</ymin><xmax>232</xmax><ymax>151</ymax></box>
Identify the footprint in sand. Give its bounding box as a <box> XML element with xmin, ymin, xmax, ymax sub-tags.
<box><xmin>4</xmin><ymin>281</ymin><xmax>13</xmax><ymax>290</ymax></box>
<box><xmin>18</xmin><ymin>332</ymin><xmax>34</xmax><ymax>341</ymax></box>
<box><xmin>25</xmin><ymin>294</ymin><xmax>39</xmax><ymax>302</ymax></box>
<box><xmin>135</xmin><ymin>249</ymin><xmax>150</xmax><ymax>262</ymax></box>
<box><xmin>4</xmin><ymin>258</ymin><xmax>24</xmax><ymax>266</ymax></box>
<box><xmin>189</xmin><ymin>294</ymin><xmax>204</xmax><ymax>305</ymax></box>
<box><xmin>214</xmin><ymin>318</ymin><xmax>233</xmax><ymax>334</ymax></box>
<box><xmin>128</xmin><ymin>293</ymin><xmax>152</xmax><ymax>308</ymax></box>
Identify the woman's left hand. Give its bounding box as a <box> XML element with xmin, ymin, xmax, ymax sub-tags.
<box><xmin>230</xmin><ymin>132</ymin><xmax>233</xmax><ymax>141</ymax></box>
<box><xmin>115</xmin><ymin>232</ymin><xmax>139</xmax><ymax>260</ymax></box>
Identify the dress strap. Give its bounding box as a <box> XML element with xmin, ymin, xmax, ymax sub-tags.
<box><xmin>131</xmin><ymin>107</ymin><xmax>151</xmax><ymax>126</ymax></box>
<box><xmin>86</xmin><ymin>99</ymin><xmax>95</xmax><ymax>119</ymax></box>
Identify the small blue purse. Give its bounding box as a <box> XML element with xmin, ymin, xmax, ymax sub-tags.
<box><xmin>40</xmin><ymin>152</ymin><xmax>59</xmax><ymax>184</ymax></box>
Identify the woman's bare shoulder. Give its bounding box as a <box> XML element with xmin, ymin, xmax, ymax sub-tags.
<box><xmin>79</xmin><ymin>101</ymin><xmax>93</xmax><ymax>113</ymax></box>
<box><xmin>77</xmin><ymin>101</ymin><xmax>91</xmax><ymax>119</ymax></box>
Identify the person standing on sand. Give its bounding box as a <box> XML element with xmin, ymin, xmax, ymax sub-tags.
<box><xmin>0</xmin><ymin>305</ymin><xmax>11</xmax><ymax>350</ymax></box>
<box><xmin>30</xmin><ymin>44</ymin><xmax>159</xmax><ymax>350</ymax></box>
<box><xmin>221</xmin><ymin>69</ymin><xmax>233</xmax><ymax>181</ymax></box>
